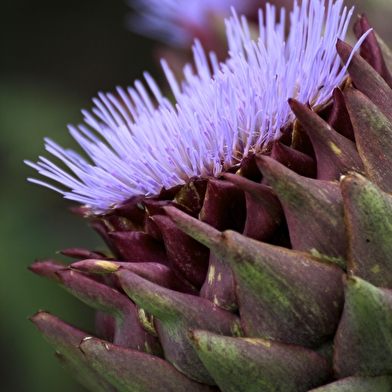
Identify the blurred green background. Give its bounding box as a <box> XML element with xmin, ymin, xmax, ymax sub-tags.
<box><xmin>1</xmin><ymin>0</ymin><xmax>392</xmax><ymax>391</ymax></box>
<box><xmin>1</xmin><ymin>1</ymin><xmax>157</xmax><ymax>391</ymax></box>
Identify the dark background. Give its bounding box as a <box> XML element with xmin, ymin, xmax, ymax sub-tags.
<box><xmin>1</xmin><ymin>0</ymin><xmax>392</xmax><ymax>391</ymax></box>
<box><xmin>1</xmin><ymin>1</ymin><xmax>157</xmax><ymax>391</ymax></box>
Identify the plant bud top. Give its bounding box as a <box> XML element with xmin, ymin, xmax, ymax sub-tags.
<box><xmin>25</xmin><ymin>0</ymin><xmax>369</xmax><ymax>213</ymax></box>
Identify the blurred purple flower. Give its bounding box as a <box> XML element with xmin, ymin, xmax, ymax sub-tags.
<box><xmin>126</xmin><ymin>0</ymin><xmax>258</xmax><ymax>47</ymax></box>
<box><xmin>26</xmin><ymin>0</ymin><xmax>370</xmax><ymax>213</ymax></box>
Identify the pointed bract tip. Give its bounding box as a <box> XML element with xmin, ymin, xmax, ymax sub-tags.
<box><xmin>71</xmin><ymin>259</ymin><xmax>120</xmax><ymax>274</ymax></box>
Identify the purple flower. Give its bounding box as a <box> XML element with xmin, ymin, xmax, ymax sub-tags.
<box><xmin>126</xmin><ymin>0</ymin><xmax>258</xmax><ymax>46</ymax></box>
<box><xmin>25</xmin><ymin>0</ymin><xmax>370</xmax><ymax>213</ymax></box>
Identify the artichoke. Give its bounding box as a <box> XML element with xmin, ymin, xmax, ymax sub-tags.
<box><xmin>26</xmin><ymin>0</ymin><xmax>392</xmax><ymax>390</ymax></box>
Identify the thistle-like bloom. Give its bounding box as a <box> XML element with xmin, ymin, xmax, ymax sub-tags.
<box><xmin>26</xmin><ymin>0</ymin><xmax>369</xmax><ymax>213</ymax></box>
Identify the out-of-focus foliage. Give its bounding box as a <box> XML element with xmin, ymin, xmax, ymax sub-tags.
<box><xmin>0</xmin><ymin>77</ymin><xmax>99</xmax><ymax>392</ymax></box>
<box><xmin>1</xmin><ymin>1</ymin><xmax>155</xmax><ymax>391</ymax></box>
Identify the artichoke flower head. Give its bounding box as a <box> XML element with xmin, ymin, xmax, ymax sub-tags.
<box><xmin>27</xmin><ymin>0</ymin><xmax>368</xmax><ymax>213</ymax></box>
<box><xmin>26</xmin><ymin>0</ymin><xmax>392</xmax><ymax>391</ymax></box>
